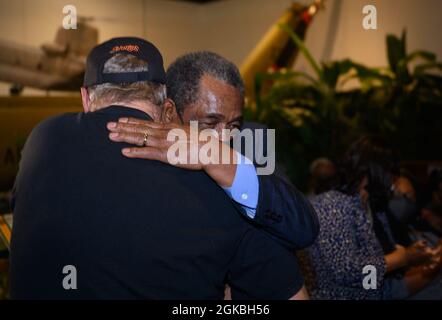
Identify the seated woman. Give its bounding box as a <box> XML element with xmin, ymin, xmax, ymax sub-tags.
<box><xmin>387</xmin><ymin>171</ymin><xmax>442</xmax><ymax>299</ymax></box>
<box><xmin>299</xmin><ymin>136</ymin><xmax>437</xmax><ymax>299</ymax></box>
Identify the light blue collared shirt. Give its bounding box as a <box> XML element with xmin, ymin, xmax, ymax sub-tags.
<box><xmin>222</xmin><ymin>151</ymin><xmax>259</xmax><ymax>219</ymax></box>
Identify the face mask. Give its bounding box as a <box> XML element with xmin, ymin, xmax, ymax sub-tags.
<box><xmin>388</xmin><ymin>195</ymin><xmax>418</xmax><ymax>224</ymax></box>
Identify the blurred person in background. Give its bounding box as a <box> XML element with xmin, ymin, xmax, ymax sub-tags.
<box><xmin>299</xmin><ymin>136</ymin><xmax>440</xmax><ymax>300</ymax></box>
<box><xmin>387</xmin><ymin>170</ymin><xmax>421</xmax><ymax>247</ymax></box>
<box><xmin>426</xmin><ymin>169</ymin><xmax>442</xmax><ymax>206</ymax></box>
<box><xmin>388</xmin><ymin>169</ymin><xmax>442</xmax><ymax>247</ymax></box>
<box><xmin>307</xmin><ymin>157</ymin><xmax>337</xmax><ymax>200</ymax></box>
<box><xmin>386</xmin><ymin>170</ymin><xmax>442</xmax><ymax>299</ymax></box>
<box><xmin>420</xmin><ymin>204</ymin><xmax>442</xmax><ymax>240</ymax></box>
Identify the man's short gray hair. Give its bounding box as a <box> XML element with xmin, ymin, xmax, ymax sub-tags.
<box><xmin>88</xmin><ymin>53</ymin><xmax>166</xmax><ymax>108</ymax></box>
<box><xmin>166</xmin><ymin>51</ymin><xmax>245</xmax><ymax>115</ymax></box>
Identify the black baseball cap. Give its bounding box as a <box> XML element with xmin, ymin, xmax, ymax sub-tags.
<box><xmin>83</xmin><ymin>37</ymin><xmax>166</xmax><ymax>87</ymax></box>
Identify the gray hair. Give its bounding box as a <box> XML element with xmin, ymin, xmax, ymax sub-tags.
<box><xmin>88</xmin><ymin>53</ymin><xmax>166</xmax><ymax>108</ymax></box>
<box><xmin>166</xmin><ymin>51</ymin><xmax>245</xmax><ymax>115</ymax></box>
<box><xmin>310</xmin><ymin>157</ymin><xmax>336</xmax><ymax>175</ymax></box>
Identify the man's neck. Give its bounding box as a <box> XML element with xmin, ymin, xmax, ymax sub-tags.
<box><xmin>92</xmin><ymin>100</ymin><xmax>159</xmax><ymax>120</ymax></box>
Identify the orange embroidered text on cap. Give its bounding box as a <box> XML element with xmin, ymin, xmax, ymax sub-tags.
<box><xmin>110</xmin><ymin>45</ymin><xmax>140</xmax><ymax>53</ymax></box>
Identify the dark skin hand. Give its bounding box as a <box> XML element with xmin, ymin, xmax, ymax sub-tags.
<box><xmin>107</xmin><ymin>74</ymin><xmax>244</xmax><ymax>188</ymax></box>
<box><xmin>106</xmin><ymin>73</ymin><xmax>320</xmax><ymax>253</ymax></box>
<box><xmin>106</xmin><ymin>74</ymin><xmax>311</xmax><ymax>300</ymax></box>
<box><xmin>107</xmin><ymin>118</ymin><xmax>237</xmax><ymax>187</ymax></box>
<box><xmin>405</xmin><ymin>240</ymin><xmax>435</xmax><ymax>267</ymax></box>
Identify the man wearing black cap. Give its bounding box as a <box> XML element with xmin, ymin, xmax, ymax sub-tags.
<box><xmin>10</xmin><ymin>37</ymin><xmax>305</xmax><ymax>299</ymax></box>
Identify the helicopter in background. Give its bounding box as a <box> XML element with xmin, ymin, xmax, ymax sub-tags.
<box><xmin>0</xmin><ymin>19</ymin><xmax>98</xmax><ymax>95</ymax></box>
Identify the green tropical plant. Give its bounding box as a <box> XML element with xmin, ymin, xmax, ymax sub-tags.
<box><xmin>246</xmin><ymin>25</ymin><xmax>442</xmax><ymax>191</ymax></box>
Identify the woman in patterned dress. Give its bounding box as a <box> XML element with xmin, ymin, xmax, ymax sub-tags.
<box><xmin>299</xmin><ymin>136</ymin><xmax>411</xmax><ymax>299</ymax></box>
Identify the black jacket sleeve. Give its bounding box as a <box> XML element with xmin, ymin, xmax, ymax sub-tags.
<box><xmin>234</xmin><ymin>122</ymin><xmax>319</xmax><ymax>250</ymax></box>
<box><xmin>253</xmin><ymin>164</ymin><xmax>319</xmax><ymax>250</ymax></box>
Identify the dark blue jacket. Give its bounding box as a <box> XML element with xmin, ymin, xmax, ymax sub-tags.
<box><xmin>238</xmin><ymin>122</ymin><xmax>319</xmax><ymax>250</ymax></box>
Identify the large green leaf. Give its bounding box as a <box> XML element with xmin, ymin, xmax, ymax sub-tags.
<box><xmin>279</xmin><ymin>23</ymin><xmax>323</xmax><ymax>80</ymax></box>
<box><xmin>246</xmin><ymin>28</ymin><xmax>442</xmax><ymax>190</ymax></box>
<box><xmin>387</xmin><ymin>30</ymin><xmax>407</xmax><ymax>73</ymax></box>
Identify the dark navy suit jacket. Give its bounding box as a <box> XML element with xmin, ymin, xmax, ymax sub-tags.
<box><xmin>237</xmin><ymin>122</ymin><xmax>319</xmax><ymax>250</ymax></box>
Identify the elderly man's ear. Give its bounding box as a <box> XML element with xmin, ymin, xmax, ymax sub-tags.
<box><xmin>161</xmin><ymin>98</ymin><xmax>180</xmax><ymax>124</ymax></box>
<box><xmin>80</xmin><ymin>87</ymin><xmax>91</xmax><ymax>113</ymax></box>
